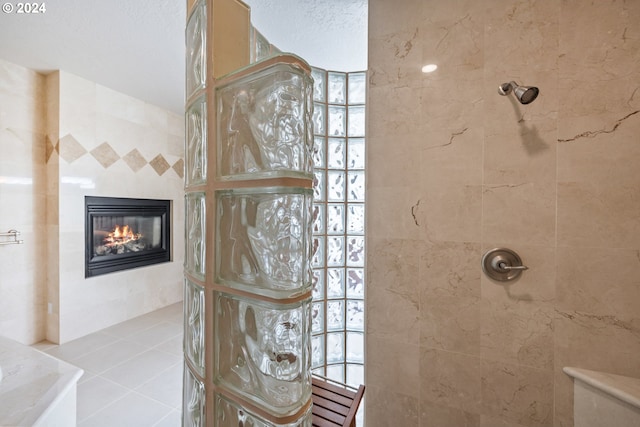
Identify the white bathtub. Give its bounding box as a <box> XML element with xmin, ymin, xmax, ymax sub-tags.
<box><xmin>564</xmin><ymin>366</ymin><xmax>640</xmax><ymax>427</ymax></box>
<box><xmin>0</xmin><ymin>336</ymin><xmax>83</xmax><ymax>426</ymax></box>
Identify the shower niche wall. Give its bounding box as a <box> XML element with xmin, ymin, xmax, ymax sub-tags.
<box><xmin>183</xmin><ymin>1</ymin><xmax>315</xmax><ymax>425</ymax></box>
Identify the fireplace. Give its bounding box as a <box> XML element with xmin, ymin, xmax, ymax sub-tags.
<box><xmin>85</xmin><ymin>196</ymin><xmax>171</xmax><ymax>278</ymax></box>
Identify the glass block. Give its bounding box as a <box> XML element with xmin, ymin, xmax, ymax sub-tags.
<box><xmin>311</xmin><ymin>334</ymin><xmax>325</xmax><ymax>368</ymax></box>
<box><xmin>312</xmin><ymin>366</ymin><xmax>325</xmax><ymax>377</ymax></box>
<box><xmin>253</xmin><ymin>28</ymin><xmax>272</xmax><ymax>63</ymax></box>
<box><xmin>312</xmin><ymin>269</ymin><xmax>324</xmax><ymax>299</ymax></box>
<box><xmin>216</xmin><ymin>188</ymin><xmax>313</xmax><ymax>298</ymax></box>
<box><xmin>215</xmin><ymin>293</ymin><xmax>312</xmax><ymax>416</ymax></box>
<box><xmin>327</xmin><ymin>237</ymin><xmax>345</xmax><ymax>267</ymax></box>
<box><xmin>327</xmin><ymin>138</ymin><xmax>345</xmax><ymax>169</ymax></box>
<box><xmin>327</xmin><ymin>268</ymin><xmax>345</xmax><ymax>298</ymax></box>
<box><xmin>185</xmin><ymin>96</ymin><xmax>207</xmax><ymax>186</ymax></box>
<box><xmin>326</xmin><ymin>332</ymin><xmax>344</xmax><ymax>364</ymax></box>
<box><xmin>328</xmin><ymin>106</ymin><xmax>346</xmax><ymax>137</ymax></box>
<box><xmin>312</xmin><ymin>203</ymin><xmax>326</xmax><ymax>234</ymax></box>
<box><xmin>327</xmin><ymin>171</ymin><xmax>345</xmax><ymax>202</ymax></box>
<box><xmin>348</xmin><ymin>72</ymin><xmax>366</xmax><ymax>104</ymax></box>
<box><xmin>313</xmin><ymin>136</ymin><xmax>325</xmax><ymax>168</ymax></box>
<box><xmin>311</xmin><ymin>301</ymin><xmax>324</xmax><ymax>333</ymax></box>
<box><xmin>346</xmin><ymin>204</ymin><xmax>364</xmax><ymax>234</ymax></box>
<box><xmin>346</xmin><ymin>332</ymin><xmax>364</xmax><ymax>363</ymax></box>
<box><xmin>327</xmin><ymin>204</ymin><xmax>345</xmax><ymax>234</ymax></box>
<box><xmin>215</xmin><ymin>393</ymin><xmax>313</xmax><ymax>427</ymax></box>
<box><xmin>326</xmin><ymin>364</ymin><xmax>344</xmax><ymax>384</ymax></box>
<box><xmin>216</xmin><ymin>59</ymin><xmax>314</xmax><ymax>180</ymax></box>
<box><xmin>347</xmin><ymin>237</ymin><xmax>365</xmax><ymax>267</ymax></box>
<box><xmin>347</xmin><ymin>171</ymin><xmax>365</xmax><ymax>201</ymax></box>
<box><xmin>186</xmin><ymin>2</ymin><xmax>206</xmax><ymax>99</ymax></box>
<box><xmin>347</xmin><ymin>363</ymin><xmax>365</xmax><ymax>388</ymax></box>
<box><xmin>327</xmin><ymin>300</ymin><xmax>344</xmax><ymax>331</ymax></box>
<box><xmin>346</xmin><ymin>268</ymin><xmax>364</xmax><ymax>298</ymax></box>
<box><xmin>313</xmin><ymin>102</ymin><xmax>326</xmax><ymax>136</ymax></box>
<box><xmin>347</xmin><ymin>106</ymin><xmax>366</xmax><ymax>137</ymax></box>
<box><xmin>184</xmin><ymin>279</ymin><xmax>205</xmax><ymax>375</ymax></box>
<box><xmin>346</xmin><ymin>300</ymin><xmax>364</xmax><ymax>331</ymax></box>
<box><xmin>306</xmin><ymin>101</ymin><xmax>314</xmax><ymax>160</ymax></box>
<box><xmin>185</xmin><ymin>192</ymin><xmax>206</xmax><ymax>279</ymax></box>
<box><xmin>313</xmin><ymin>170</ymin><xmax>325</xmax><ymax>201</ymax></box>
<box><xmin>328</xmin><ymin>72</ymin><xmax>346</xmax><ymax>104</ymax></box>
<box><xmin>249</xmin><ymin>26</ymin><xmax>257</xmax><ymax>62</ymax></box>
<box><xmin>183</xmin><ymin>365</ymin><xmax>206</xmax><ymax>427</ymax></box>
<box><xmin>311</xmin><ymin>237</ymin><xmax>324</xmax><ymax>268</ymax></box>
<box><xmin>348</xmin><ymin>138</ymin><xmax>365</xmax><ymax>169</ymax></box>
<box><xmin>311</xmin><ymin>68</ymin><xmax>326</xmax><ymax>102</ymax></box>
<box><xmin>312</xmin><ymin>204</ymin><xmax>325</xmax><ymax>234</ymax></box>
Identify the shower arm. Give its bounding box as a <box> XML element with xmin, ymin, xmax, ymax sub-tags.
<box><xmin>499</xmin><ymin>81</ymin><xmax>516</xmax><ymax>96</ymax></box>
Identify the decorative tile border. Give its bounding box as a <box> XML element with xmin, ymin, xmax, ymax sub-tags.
<box><xmin>58</xmin><ymin>134</ymin><xmax>87</xmax><ymax>163</ymax></box>
<box><xmin>90</xmin><ymin>142</ymin><xmax>120</xmax><ymax>169</ymax></box>
<box><xmin>47</xmin><ymin>133</ymin><xmax>184</xmax><ymax>179</ymax></box>
<box><xmin>122</xmin><ymin>149</ymin><xmax>147</xmax><ymax>172</ymax></box>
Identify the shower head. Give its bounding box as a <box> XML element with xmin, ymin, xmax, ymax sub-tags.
<box><xmin>498</xmin><ymin>81</ymin><xmax>539</xmax><ymax>104</ymax></box>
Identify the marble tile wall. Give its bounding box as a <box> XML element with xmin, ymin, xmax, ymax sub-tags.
<box><xmin>0</xmin><ymin>60</ymin><xmax>47</xmax><ymax>345</ymax></box>
<box><xmin>366</xmin><ymin>1</ymin><xmax>640</xmax><ymax>426</ymax></box>
<box><xmin>0</xmin><ymin>59</ymin><xmax>185</xmax><ymax>345</ymax></box>
<box><xmin>50</xmin><ymin>71</ymin><xmax>185</xmax><ymax>344</ymax></box>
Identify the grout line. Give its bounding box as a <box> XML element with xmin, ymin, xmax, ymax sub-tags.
<box><xmin>78</xmin><ymin>355</ymin><xmax>181</xmax><ymax>422</ymax></box>
<box><xmin>70</xmin><ymin>304</ymin><xmax>184</xmax><ymax>424</ymax></box>
<box><xmin>76</xmin><ymin>383</ymin><xmax>132</xmax><ymax>424</ymax></box>
<box><xmin>152</xmin><ymin>409</ymin><xmax>181</xmax><ymax>426</ymax></box>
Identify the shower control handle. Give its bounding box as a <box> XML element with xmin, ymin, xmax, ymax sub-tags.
<box><xmin>497</xmin><ymin>262</ymin><xmax>528</xmax><ymax>271</ymax></box>
<box><xmin>482</xmin><ymin>248</ymin><xmax>528</xmax><ymax>282</ymax></box>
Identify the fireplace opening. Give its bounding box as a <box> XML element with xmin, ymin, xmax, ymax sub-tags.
<box><xmin>85</xmin><ymin>196</ymin><xmax>171</xmax><ymax>277</ymax></box>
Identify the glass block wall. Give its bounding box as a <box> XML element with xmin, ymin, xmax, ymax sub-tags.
<box><xmin>184</xmin><ymin>3</ymin><xmax>315</xmax><ymax>425</ymax></box>
<box><xmin>310</xmin><ymin>69</ymin><xmax>366</xmax><ymax>388</ymax></box>
<box><xmin>250</xmin><ymin>25</ymin><xmax>367</xmax><ymax>389</ymax></box>
<box><xmin>184</xmin><ymin>2</ymin><xmax>207</xmax><ymax>425</ymax></box>
<box><xmin>210</xmin><ymin>57</ymin><xmax>315</xmax><ymax>424</ymax></box>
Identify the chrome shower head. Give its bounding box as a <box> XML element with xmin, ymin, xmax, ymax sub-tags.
<box><xmin>498</xmin><ymin>81</ymin><xmax>539</xmax><ymax>104</ymax></box>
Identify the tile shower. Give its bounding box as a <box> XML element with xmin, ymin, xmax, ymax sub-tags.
<box><xmin>366</xmin><ymin>0</ymin><xmax>640</xmax><ymax>426</ymax></box>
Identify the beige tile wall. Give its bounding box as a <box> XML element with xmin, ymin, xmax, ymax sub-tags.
<box><xmin>0</xmin><ymin>60</ymin><xmax>185</xmax><ymax>345</ymax></box>
<box><xmin>49</xmin><ymin>71</ymin><xmax>185</xmax><ymax>344</ymax></box>
<box><xmin>366</xmin><ymin>1</ymin><xmax>640</xmax><ymax>426</ymax></box>
<box><xmin>0</xmin><ymin>60</ymin><xmax>47</xmax><ymax>345</ymax></box>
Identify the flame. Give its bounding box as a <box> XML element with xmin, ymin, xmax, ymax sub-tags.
<box><xmin>104</xmin><ymin>225</ymin><xmax>142</xmax><ymax>246</ymax></box>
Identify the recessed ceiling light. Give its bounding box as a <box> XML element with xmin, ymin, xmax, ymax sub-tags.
<box><xmin>421</xmin><ymin>64</ymin><xmax>438</xmax><ymax>73</ymax></box>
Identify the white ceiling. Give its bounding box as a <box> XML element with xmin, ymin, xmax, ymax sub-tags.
<box><xmin>0</xmin><ymin>0</ymin><xmax>366</xmax><ymax>114</ymax></box>
<box><xmin>243</xmin><ymin>0</ymin><xmax>367</xmax><ymax>72</ymax></box>
<box><xmin>0</xmin><ymin>0</ymin><xmax>185</xmax><ymax>113</ymax></box>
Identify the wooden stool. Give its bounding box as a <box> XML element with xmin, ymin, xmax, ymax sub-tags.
<box><xmin>311</xmin><ymin>375</ymin><xmax>365</xmax><ymax>427</ymax></box>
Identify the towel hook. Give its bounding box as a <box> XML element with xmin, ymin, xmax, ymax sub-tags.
<box><xmin>0</xmin><ymin>229</ymin><xmax>24</xmax><ymax>245</ymax></box>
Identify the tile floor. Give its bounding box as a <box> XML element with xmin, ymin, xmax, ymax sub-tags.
<box><xmin>33</xmin><ymin>302</ymin><xmax>184</xmax><ymax>427</ymax></box>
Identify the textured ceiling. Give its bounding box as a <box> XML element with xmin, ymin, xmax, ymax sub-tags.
<box><xmin>0</xmin><ymin>0</ymin><xmax>185</xmax><ymax>113</ymax></box>
<box><xmin>244</xmin><ymin>0</ymin><xmax>368</xmax><ymax>72</ymax></box>
<box><xmin>0</xmin><ymin>0</ymin><xmax>366</xmax><ymax>114</ymax></box>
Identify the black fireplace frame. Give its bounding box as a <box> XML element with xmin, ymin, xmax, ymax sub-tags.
<box><xmin>85</xmin><ymin>196</ymin><xmax>171</xmax><ymax>278</ymax></box>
